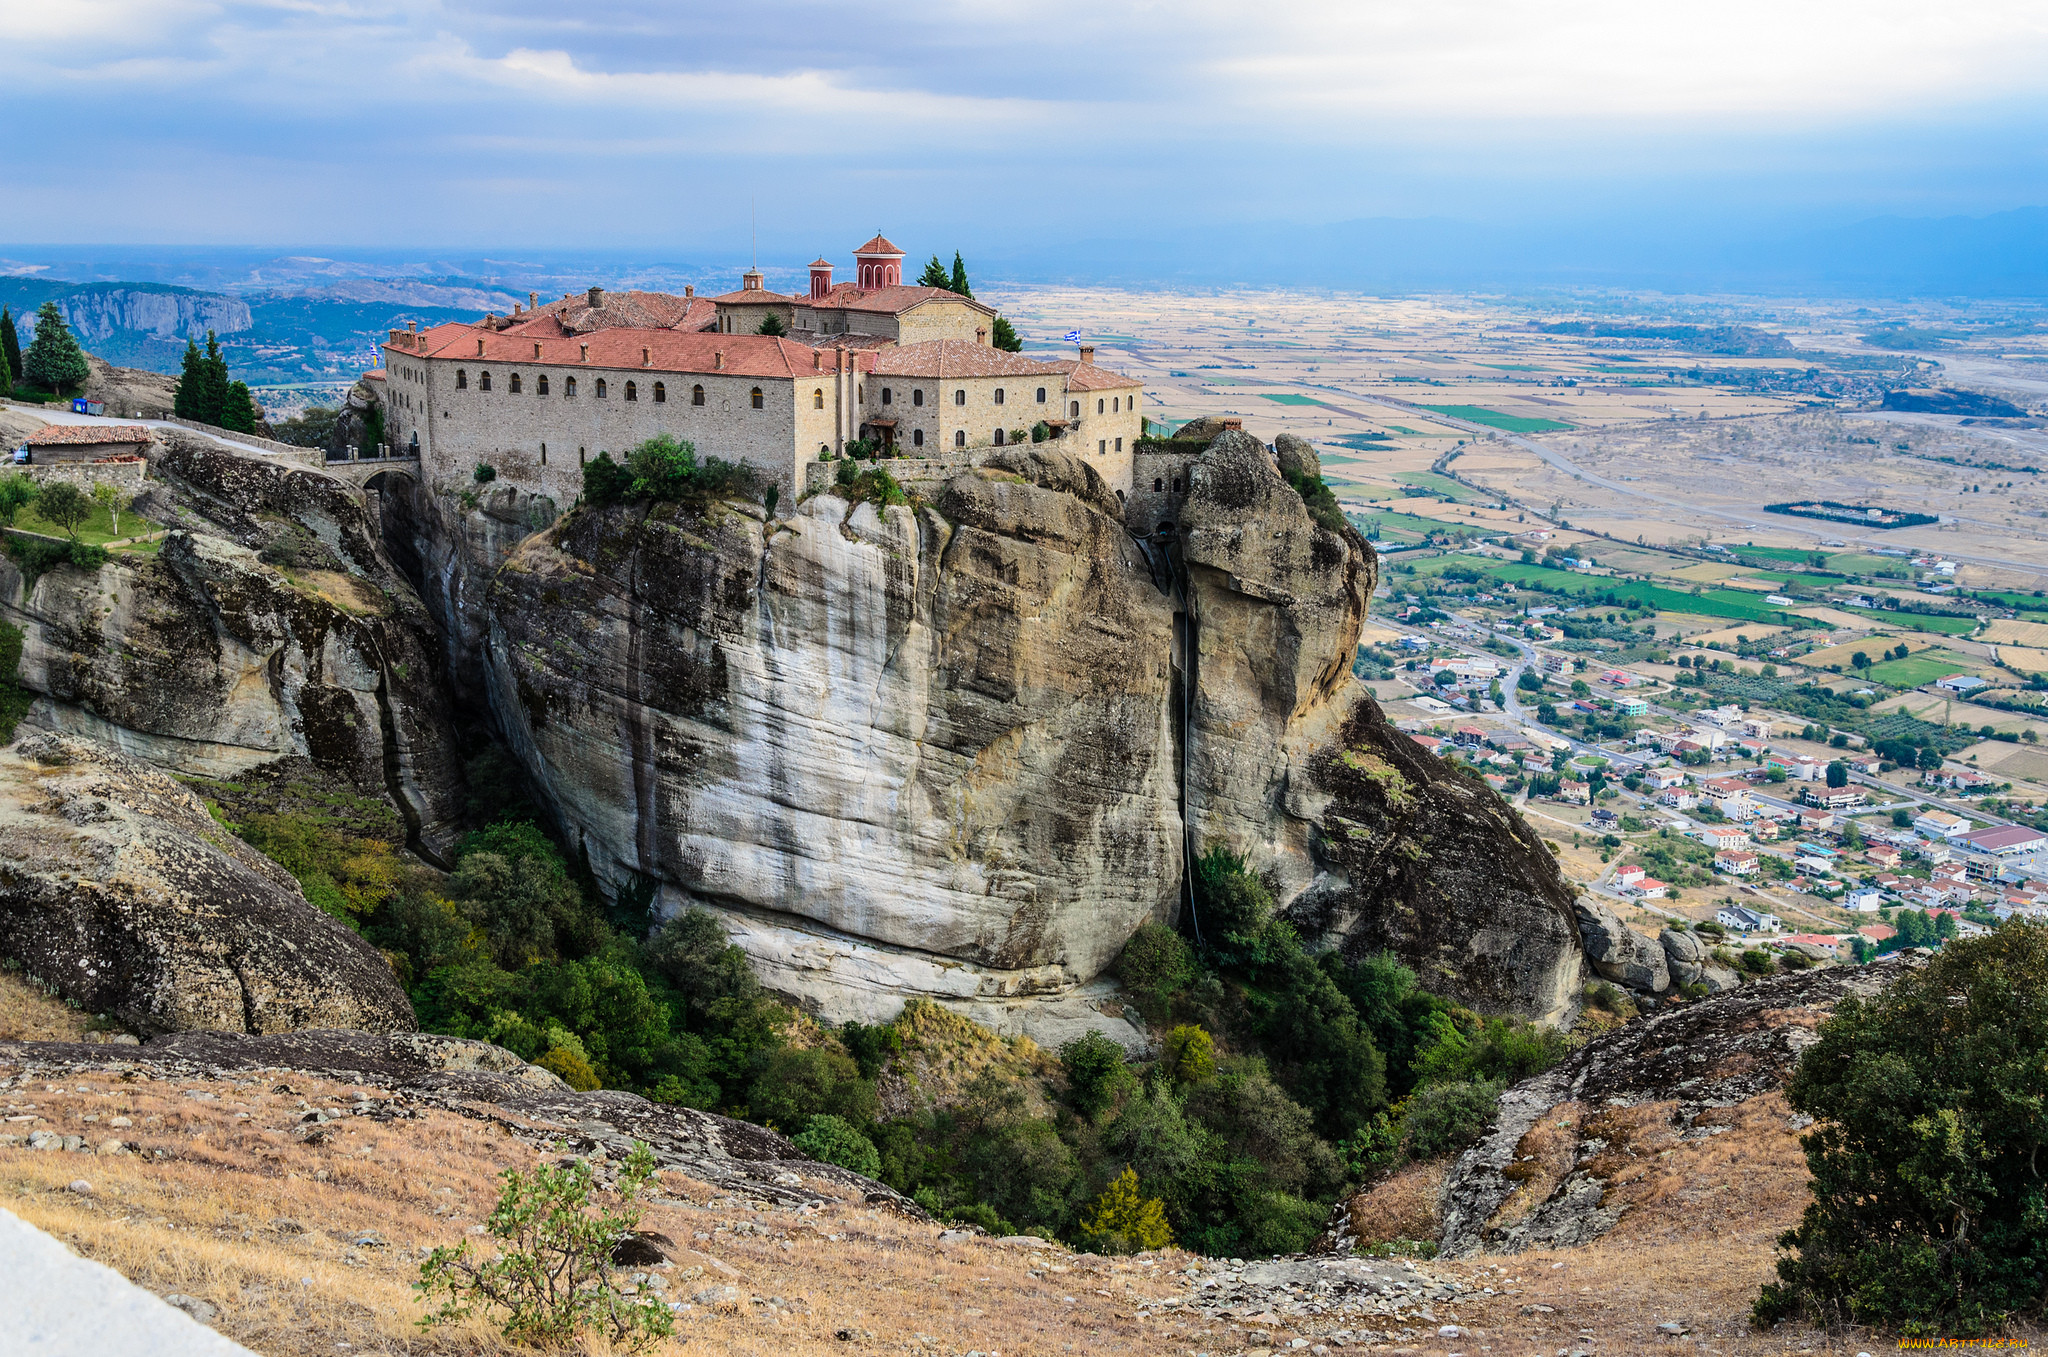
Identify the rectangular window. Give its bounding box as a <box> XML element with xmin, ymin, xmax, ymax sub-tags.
<box><xmin>1116</xmin><ymin>437</ymin><xmax>1123</xmax><ymax>452</ymax></box>
<box><xmin>1099</xmin><ymin>439</ymin><xmax>1106</xmax><ymax>454</ymax></box>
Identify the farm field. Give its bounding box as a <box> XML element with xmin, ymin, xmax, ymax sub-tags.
<box><xmin>1982</xmin><ymin>619</ymin><xmax>2048</xmax><ymax>647</ymax></box>
<box><xmin>1863</xmin><ymin>650</ymin><xmax>1988</xmax><ymax>687</ymax></box>
<box><xmin>1834</xmin><ymin>605</ymin><xmax>1980</xmax><ymax>635</ymax></box>
<box><xmin>1416</xmin><ymin>404</ymin><xmax>1576</xmax><ymax>433</ymax></box>
<box><xmin>1796</xmin><ymin>635</ymin><xmax>1943</xmax><ymax>669</ymax></box>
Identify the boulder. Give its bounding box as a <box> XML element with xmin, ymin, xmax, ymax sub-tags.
<box><xmin>1784</xmin><ymin>941</ymin><xmax>1836</xmax><ymax>963</ymax></box>
<box><xmin>0</xmin><ymin>734</ymin><xmax>415</xmax><ymax>1036</ymax></box>
<box><xmin>1698</xmin><ymin>963</ymin><xmax>1742</xmax><ymax>994</ymax></box>
<box><xmin>1660</xmin><ymin>927</ymin><xmax>1706</xmax><ymax>985</ymax></box>
<box><xmin>1273</xmin><ymin>433</ymin><xmax>1322</xmax><ymax>483</ymax></box>
<box><xmin>1574</xmin><ymin>898</ymin><xmax>1669</xmax><ymax>993</ymax></box>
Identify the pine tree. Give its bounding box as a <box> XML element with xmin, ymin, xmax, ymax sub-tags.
<box><xmin>22</xmin><ymin>301</ymin><xmax>89</xmax><ymax>396</ymax></box>
<box><xmin>991</xmin><ymin>316</ymin><xmax>1022</xmax><ymax>352</ymax></box>
<box><xmin>948</xmin><ymin>252</ymin><xmax>972</xmax><ymax>299</ymax></box>
<box><xmin>756</xmin><ymin>313</ymin><xmax>787</xmax><ymax>337</ymax></box>
<box><xmin>198</xmin><ymin>330</ymin><xmax>229</xmax><ymax>425</ymax></box>
<box><xmin>917</xmin><ymin>255</ymin><xmax>950</xmax><ymax>289</ymax></box>
<box><xmin>0</xmin><ymin>307</ymin><xmax>16</xmax><ymax>392</ymax></box>
<box><xmin>173</xmin><ymin>338</ymin><xmax>203</xmax><ymax>419</ymax></box>
<box><xmin>219</xmin><ymin>381</ymin><xmax>260</xmax><ymax>433</ymax></box>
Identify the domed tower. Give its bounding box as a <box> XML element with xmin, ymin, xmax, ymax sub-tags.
<box><xmin>809</xmin><ymin>258</ymin><xmax>834</xmax><ymax>298</ymax></box>
<box><xmin>852</xmin><ymin>233</ymin><xmax>904</xmax><ymax>290</ymax></box>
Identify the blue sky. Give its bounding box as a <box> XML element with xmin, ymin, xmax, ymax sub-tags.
<box><xmin>7</xmin><ymin>0</ymin><xmax>2048</xmax><ymax>281</ymax></box>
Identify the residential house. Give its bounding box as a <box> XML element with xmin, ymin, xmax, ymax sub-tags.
<box><xmin>1659</xmin><ymin>787</ymin><xmax>1699</xmax><ymax>811</ymax></box>
<box><xmin>1914</xmin><ymin>809</ymin><xmax>1973</xmax><ymax>840</ymax></box>
<box><xmin>1715</xmin><ymin>848</ymin><xmax>1761</xmax><ymax>876</ymax></box>
<box><xmin>1617</xmin><ymin>697</ymin><xmax>1650</xmax><ymax>717</ymax></box>
<box><xmin>1924</xmin><ymin>767</ymin><xmax>1998</xmax><ymax>794</ymax></box>
<box><xmin>1551</xmin><ymin>782</ymin><xmax>1590</xmax><ymax>805</ymax></box>
<box><xmin>1798</xmin><ymin>808</ymin><xmax>1837</xmax><ymax>834</ymax></box>
<box><xmin>1614</xmin><ymin>864</ymin><xmax>1646</xmax><ymax>889</ymax></box>
<box><xmin>1644</xmin><ymin>767</ymin><xmax>1687</xmax><ymax>791</ymax></box>
<box><xmin>1802</xmin><ymin>786</ymin><xmax>1866</xmax><ymax>810</ymax></box>
<box><xmin>1864</xmin><ymin>844</ymin><xmax>1903</xmax><ymax>870</ymax></box>
<box><xmin>1634</xmin><ymin>877</ymin><xmax>1669</xmax><ymax>900</ymax></box>
<box><xmin>1845</xmin><ymin>888</ymin><xmax>1885</xmax><ymax>912</ymax></box>
<box><xmin>1750</xmin><ymin>819</ymin><xmax>1782</xmax><ymax>842</ymax></box>
<box><xmin>1698</xmin><ymin>825</ymin><xmax>1751</xmax><ymax>850</ymax></box>
<box><xmin>1718</xmin><ymin>904</ymin><xmax>1781</xmax><ymax>932</ymax></box>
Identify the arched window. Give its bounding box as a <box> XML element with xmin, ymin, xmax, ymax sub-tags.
<box><xmin>954</xmin><ymin>389</ymin><xmax>966</xmax><ymax>406</ymax></box>
<box><xmin>456</xmin><ymin>370</ymin><xmax>468</xmax><ymax>390</ymax></box>
<box><xmin>537</xmin><ymin>374</ymin><xmax>549</xmax><ymax>395</ymax></box>
<box><xmin>994</xmin><ymin>428</ymin><xmax>1005</xmax><ymax>446</ymax></box>
<box><xmin>1035</xmin><ymin>387</ymin><xmax>1046</xmax><ymax>403</ymax></box>
<box><xmin>595</xmin><ymin>378</ymin><xmax>607</xmax><ymax>398</ymax></box>
<box><xmin>751</xmin><ymin>387</ymin><xmax>764</xmax><ymax>409</ymax></box>
<box><xmin>1096</xmin><ymin>398</ymin><xmax>1104</xmax><ymax>414</ymax></box>
<box><xmin>1070</xmin><ymin>401</ymin><xmax>1080</xmax><ymax>418</ymax></box>
<box><xmin>880</xmin><ymin>388</ymin><xmax>892</xmax><ymax>405</ymax></box>
<box><xmin>509</xmin><ymin>372</ymin><xmax>522</xmax><ymax>394</ymax></box>
<box><xmin>625</xmin><ymin>380</ymin><xmax>637</xmax><ymax>401</ymax></box>
<box><xmin>480</xmin><ymin>371</ymin><xmax>492</xmax><ymax>392</ymax></box>
<box><xmin>1172</xmin><ymin>476</ymin><xmax>1182</xmax><ymax>492</ymax></box>
<box><xmin>912</xmin><ymin>429</ymin><xmax>924</xmax><ymax>448</ymax></box>
<box><xmin>820</xmin><ymin>443</ymin><xmax>830</xmax><ymax>457</ymax></box>
<box><xmin>994</xmin><ymin>388</ymin><xmax>1005</xmax><ymax>406</ymax></box>
<box><xmin>565</xmin><ymin>376</ymin><xmax>577</xmax><ymax>397</ymax></box>
<box><xmin>653</xmin><ymin>382</ymin><xmax>665</xmax><ymax>403</ymax></box>
<box><xmin>1154</xmin><ymin>477</ymin><xmax>1164</xmax><ymax>492</ymax></box>
<box><xmin>813</xmin><ymin>389</ymin><xmax>824</xmax><ymax>409</ymax></box>
<box><xmin>954</xmin><ymin>430</ymin><xmax>965</xmax><ymax>447</ymax></box>
<box><xmin>1113</xmin><ymin>397</ymin><xmax>1120</xmax><ymax>413</ymax></box>
<box><xmin>692</xmin><ymin>384</ymin><xmax>705</xmax><ymax>406</ymax></box>
<box><xmin>913</xmin><ymin>389</ymin><xmax>925</xmax><ymax>407</ymax></box>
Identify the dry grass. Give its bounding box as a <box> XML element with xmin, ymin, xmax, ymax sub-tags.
<box><xmin>0</xmin><ymin>970</ymin><xmax>101</xmax><ymax>1042</ymax></box>
<box><xmin>876</xmin><ymin>998</ymin><xmax>1057</xmax><ymax>1120</ymax></box>
<box><xmin>1</xmin><ymin>1062</ymin><xmax>1194</xmax><ymax>1357</ymax></box>
<box><xmin>1342</xmin><ymin>1159</ymin><xmax>1447</xmax><ymax>1248</ymax></box>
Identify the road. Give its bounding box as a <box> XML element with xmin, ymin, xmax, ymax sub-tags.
<box><xmin>5</xmin><ymin>403</ymin><xmax>314</xmax><ymax>467</ymax></box>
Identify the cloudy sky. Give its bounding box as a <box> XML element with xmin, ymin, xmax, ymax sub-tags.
<box><xmin>6</xmin><ymin>0</ymin><xmax>2048</xmax><ymax>270</ymax></box>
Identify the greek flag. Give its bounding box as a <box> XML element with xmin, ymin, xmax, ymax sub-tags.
<box><xmin>1063</xmin><ymin>330</ymin><xmax>1081</xmax><ymax>343</ymax></box>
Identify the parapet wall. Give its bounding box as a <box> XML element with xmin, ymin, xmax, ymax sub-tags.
<box><xmin>24</xmin><ymin>459</ymin><xmax>147</xmax><ymax>493</ymax></box>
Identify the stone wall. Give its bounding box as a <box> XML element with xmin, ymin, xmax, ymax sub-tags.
<box><xmin>1125</xmin><ymin>445</ymin><xmax>1202</xmax><ymax>533</ymax></box>
<box><xmin>23</xmin><ymin>459</ymin><xmax>146</xmax><ymax>493</ymax></box>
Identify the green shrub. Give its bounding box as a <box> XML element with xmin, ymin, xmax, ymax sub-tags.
<box><xmin>537</xmin><ymin>1045</ymin><xmax>601</xmax><ymax>1090</ymax></box>
<box><xmin>1738</xmin><ymin>949</ymin><xmax>1775</xmax><ymax>975</ymax></box>
<box><xmin>1060</xmin><ymin>1030</ymin><xmax>1132</xmax><ymax>1119</ymax></box>
<box><xmin>791</xmin><ymin>1113</ymin><xmax>882</xmax><ymax>1178</ymax></box>
<box><xmin>746</xmin><ymin>1045</ymin><xmax>876</xmax><ymax>1132</ymax></box>
<box><xmin>1162</xmin><ymin>1025</ymin><xmax>1216</xmax><ymax>1086</ymax></box>
<box><xmin>1757</xmin><ymin>925</ymin><xmax>2048</xmax><ymax>1335</ymax></box>
<box><xmin>1115</xmin><ymin>922</ymin><xmax>1201</xmax><ymax>1022</ymax></box>
<box><xmin>1401</xmin><ymin>1079</ymin><xmax>1504</xmax><ymax>1160</ymax></box>
<box><xmin>416</xmin><ymin>1142</ymin><xmax>672</xmax><ymax>1351</ymax></box>
<box><xmin>0</xmin><ymin>619</ymin><xmax>28</xmax><ymax>743</ymax></box>
<box><xmin>33</xmin><ymin>481</ymin><xmax>89</xmax><ymax>538</ymax></box>
<box><xmin>1076</xmin><ymin>1168</ymin><xmax>1173</xmax><ymax>1254</ymax></box>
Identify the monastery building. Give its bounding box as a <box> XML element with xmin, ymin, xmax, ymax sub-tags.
<box><xmin>367</xmin><ymin>234</ymin><xmax>1144</xmax><ymax>506</ymax></box>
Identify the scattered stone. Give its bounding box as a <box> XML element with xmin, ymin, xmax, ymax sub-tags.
<box><xmin>1657</xmin><ymin>1320</ymin><xmax>1689</xmax><ymax>1334</ymax></box>
<box><xmin>161</xmin><ymin>1293</ymin><xmax>217</xmax><ymax>1325</ymax></box>
<box><xmin>65</xmin><ymin>1179</ymin><xmax>92</xmax><ymax>1195</ymax></box>
<box><xmin>611</xmin><ymin>1231</ymin><xmax>673</xmax><ymax>1266</ymax></box>
<box><xmin>691</xmin><ymin>1285</ymin><xmax>740</xmax><ymax>1307</ymax></box>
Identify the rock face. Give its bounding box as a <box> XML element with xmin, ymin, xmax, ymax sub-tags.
<box><xmin>0</xmin><ymin>734</ymin><xmax>415</xmax><ymax>1036</ymax></box>
<box><xmin>1434</xmin><ymin>960</ymin><xmax>1906</xmax><ymax>1257</ymax></box>
<box><xmin>1660</xmin><ymin>927</ymin><xmax>1739</xmax><ymax>993</ymax></box>
<box><xmin>483</xmin><ymin>451</ymin><xmax>1180</xmax><ymax>1040</ymax></box>
<box><xmin>81</xmin><ymin>355</ymin><xmax>179</xmax><ymax>421</ymax></box>
<box><xmin>1574</xmin><ymin>898</ymin><xmax>1669</xmax><ymax>994</ymax></box>
<box><xmin>455</xmin><ymin>429</ymin><xmax>1587</xmax><ymax>1033</ymax></box>
<box><xmin>2</xmin><ymin>434</ymin><xmax>466</xmax><ymax>857</ymax></box>
<box><xmin>1273</xmin><ymin>432</ymin><xmax>1321</xmax><ymax>484</ymax></box>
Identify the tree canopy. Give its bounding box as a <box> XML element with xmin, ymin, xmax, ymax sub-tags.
<box><xmin>22</xmin><ymin>301</ymin><xmax>89</xmax><ymax>396</ymax></box>
<box><xmin>175</xmin><ymin>330</ymin><xmax>235</xmax><ymax>425</ymax></box>
<box><xmin>1758</xmin><ymin>925</ymin><xmax>2048</xmax><ymax>1336</ymax></box>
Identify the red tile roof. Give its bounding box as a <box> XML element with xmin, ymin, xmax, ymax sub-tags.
<box><xmin>501</xmin><ymin>291</ymin><xmax>716</xmax><ymax>337</ymax></box>
<box><xmin>707</xmin><ymin>288</ymin><xmax>797</xmax><ymax>304</ymax></box>
<box><xmin>853</xmin><ymin>234</ymin><xmax>904</xmax><ymax>256</ymax></box>
<box><xmin>390</xmin><ymin>323</ymin><xmax>870</xmax><ymax>380</ymax></box>
<box><xmin>25</xmin><ymin>423</ymin><xmax>152</xmax><ymax>446</ymax></box>
<box><xmin>1049</xmin><ymin>359</ymin><xmax>1142</xmax><ymax>392</ymax></box>
<box><xmin>869</xmin><ymin>341</ymin><xmax>1066</xmax><ymax>380</ymax></box>
<box><xmin>809</xmin><ymin>258</ymin><xmax>833</xmax><ymax>268</ymax></box>
<box><xmin>805</xmin><ymin>283</ymin><xmax>993</xmax><ymax>317</ymax></box>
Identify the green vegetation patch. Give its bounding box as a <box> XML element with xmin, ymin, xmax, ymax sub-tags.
<box><xmin>1835</xmin><ymin>605</ymin><xmax>1980</xmax><ymax>636</ymax></box>
<box><xmin>1260</xmin><ymin>393</ymin><xmax>1325</xmax><ymax>406</ymax></box>
<box><xmin>0</xmin><ymin>619</ymin><xmax>29</xmax><ymax>742</ymax></box>
<box><xmin>1415</xmin><ymin>404</ymin><xmax>1576</xmax><ymax>433</ymax></box>
<box><xmin>1864</xmin><ymin>650</ymin><xmax>1985</xmax><ymax>688</ymax></box>
<box><xmin>1393</xmin><ymin>471</ymin><xmax>1482</xmax><ymax>502</ymax></box>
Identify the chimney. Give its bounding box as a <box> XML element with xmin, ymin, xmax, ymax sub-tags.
<box><xmin>477</xmin><ymin>338</ymin><xmax>485</xmax><ymax>357</ymax></box>
<box><xmin>529</xmin><ymin>291</ymin><xmax>538</xmax><ymax>310</ymax></box>
<box><xmin>685</xmin><ymin>285</ymin><xmax>694</xmax><ymax>298</ymax></box>
<box><xmin>408</xmin><ymin>320</ymin><xmax>417</xmax><ymax>333</ymax></box>
<box><xmin>485</xmin><ymin>313</ymin><xmax>496</xmax><ymax>327</ymax></box>
<box><xmin>642</xmin><ymin>346</ymin><xmax>651</xmax><ymax>367</ymax></box>
<box><xmin>533</xmin><ymin>342</ymin><xmax>542</xmax><ymax>359</ymax></box>
<box><xmin>813</xmin><ymin>350</ymin><xmax>822</xmax><ymax>371</ymax></box>
<box><xmin>587</xmin><ymin>285</ymin><xmax>604</xmax><ymax>308</ymax></box>
<box><xmin>976</xmin><ymin>327</ymin><xmax>987</xmax><ymax>346</ymax></box>
<box><xmin>1079</xmin><ymin>344</ymin><xmax>1095</xmax><ymax>365</ymax></box>
<box><xmin>580</xmin><ymin>343</ymin><xmax>589</xmax><ymax>363</ymax></box>
<box><xmin>714</xmin><ymin>351</ymin><xmax>724</xmax><ymax>370</ymax></box>
<box><xmin>512</xmin><ymin>301</ymin><xmax>522</xmax><ymax>316</ymax></box>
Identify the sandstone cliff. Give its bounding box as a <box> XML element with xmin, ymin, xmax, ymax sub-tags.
<box><xmin>458</xmin><ymin>432</ymin><xmax>1584</xmax><ymax>1037</ymax></box>
<box><xmin>2</xmin><ymin>434</ymin><xmax>466</xmax><ymax>857</ymax></box>
<box><xmin>0</xmin><ymin>734</ymin><xmax>415</xmax><ymax>1035</ymax></box>
<box><xmin>482</xmin><ymin>450</ymin><xmax>1181</xmax><ymax>1043</ymax></box>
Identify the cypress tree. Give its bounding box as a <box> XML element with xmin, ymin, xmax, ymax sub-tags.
<box><xmin>22</xmin><ymin>301</ymin><xmax>89</xmax><ymax>397</ymax></box>
<box><xmin>173</xmin><ymin>338</ymin><xmax>203</xmax><ymax>419</ymax></box>
<box><xmin>219</xmin><ymin>381</ymin><xmax>260</xmax><ymax>433</ymax></box>
<box><xmin>199</xmin><ymin>330</ymin><xmax>229</xmax><ymax>425</ymax></box>
<box><xmin>0</xmin><ymin>307</ymin><xmax>17</xmax><ymax>392</ymax></box>
<box><xmin>917</xmin><ymin>255</ymin><xmax>949</xmax><ymax>289</ymax></box>
<box><xmin>948</xmin><ymin>252</ymin><xmax>972</xmax><ymax>299</ymax></box>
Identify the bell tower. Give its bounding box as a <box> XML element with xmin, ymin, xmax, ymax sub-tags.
<box><xmin>852</xmin><ymin>233</ymin><xmax>904</xmax><ymax>290</ymax></box>
<box><xmin>809</xmin><ymin>258</ymin><xmax>834</xmax><ymax>298</ymax></box>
